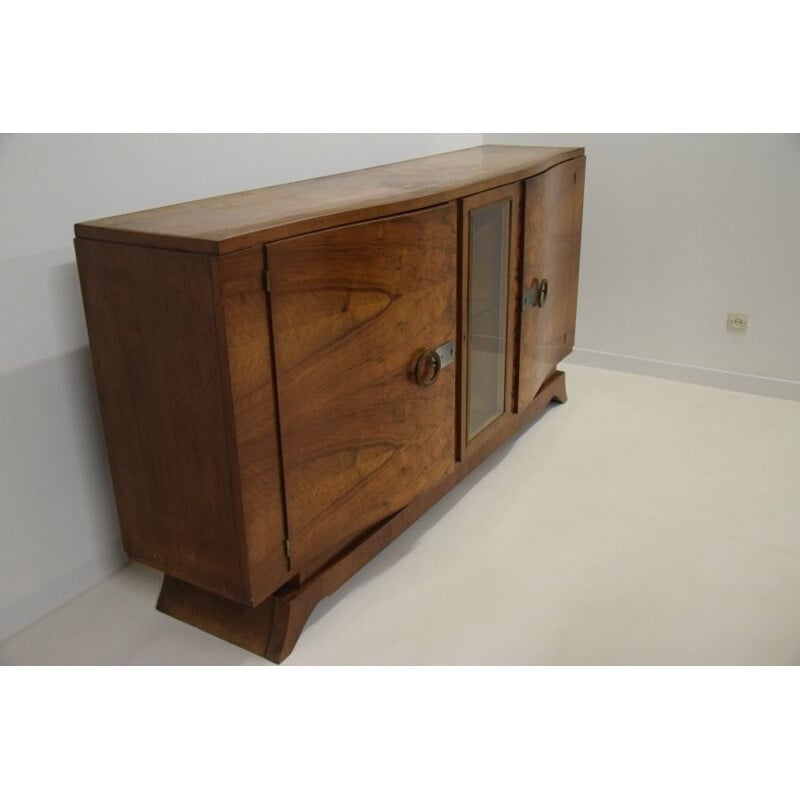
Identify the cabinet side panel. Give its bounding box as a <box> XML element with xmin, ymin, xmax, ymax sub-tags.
<box><xmin>75</xmin><ymin>239</ymin><xmax>247</xmax><ymax>601</ymax></box>
<box><xmin>216</xmin><ymin>248</ymin><xmax>291</xmax><ymax>603</ymax></box>
<box><xmin>518</xmin><ymin>156</ymin><xmax>586</xmax><ymax>409</ymax></box>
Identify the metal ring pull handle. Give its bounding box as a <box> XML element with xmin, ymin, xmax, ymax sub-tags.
<box><xmin>414</xmin><ymin>349</ymin><xmax>442</xmax><ymax>387</ymax></box>
<box><xmin>537</xmin><ymin>278</ymin><xmax>549</xmax><ymax>307</ymax></box>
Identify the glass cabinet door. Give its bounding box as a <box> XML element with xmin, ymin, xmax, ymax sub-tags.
<box><xmin>461</xmin><ymin>183</ymin><xmax>520</xmax><ymax>452</ymax></box>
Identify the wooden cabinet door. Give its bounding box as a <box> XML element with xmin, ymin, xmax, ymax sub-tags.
<box><xmin>266</xmin><ymin>205</ymin><xmax>458</xmax><ymax>568</ymax></box>
<box><xmin>518</xmin><ymin>157</ymin><xmax>585</xmax><ymax>410</ymax></box>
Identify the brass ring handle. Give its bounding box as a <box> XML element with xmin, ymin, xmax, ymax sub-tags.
<box><xmin>537</xmin><ymin>278</ymin><xmax>549</xmax><ymax>307</ymax></box>
<box><xmin>414</xmin><ymin>349</ymin><xmax>442</xmax><ymax>387</ymax></box>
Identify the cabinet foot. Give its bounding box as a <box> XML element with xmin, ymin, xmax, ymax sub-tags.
<box><xmin>157</xmin><ymin>575</ymin><xmax>318</xmax><ymax>664</ymax></box>
<box><xmin>550</xmin><ymin>370</ymin><xmax>568</xmax><ymax>404</ymax></box>
<box><xmin>157</xmin><ymin>575</ymin><xmax>276</xmax><ymax>659</ymax></box>
<box><xmin>156</xmin><ymin>542</ymin><xmax>392</xmax><ymax>663</ymax></box>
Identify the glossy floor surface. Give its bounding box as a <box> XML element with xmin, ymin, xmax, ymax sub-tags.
<box><xmin>3</xmin><ymin>365</ymin><xmax>799</xmax><ymax>665</ymax></box>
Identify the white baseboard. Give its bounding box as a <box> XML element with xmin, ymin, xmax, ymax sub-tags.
<box><xmin>564</xmin><ymin>348</ymin><xmax>800</xmax><ymax>402</ymax></box>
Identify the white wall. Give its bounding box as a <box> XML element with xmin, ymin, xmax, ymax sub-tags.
<box><xmin>485</xmin><ymin>133</ymin><xmax>800</xmax><ymax>399</ymax></box>
<box><xmin>0</xmin><ymin>133</ymin><xmax>482</xmax><ymax>641</ymax></box>
<box><xmin>4</xmin><ymin>132</ymin><xmax>798</xmax><ymax>643</ymax></box>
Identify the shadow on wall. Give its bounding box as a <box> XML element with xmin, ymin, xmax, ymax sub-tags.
<box><xmin>0</xmin><ymin>343</ymin><xmax>127</xmax><ymax>641</ymax></box>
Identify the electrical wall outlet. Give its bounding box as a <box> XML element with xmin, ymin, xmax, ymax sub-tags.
<box><xmin>727</xmin><ymin>312</ymin><xmax>749</xmax><ymax>332</ymax></box>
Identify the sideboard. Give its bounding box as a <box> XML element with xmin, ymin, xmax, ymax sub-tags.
<box><xmin>75</xmin><ymin>144</ymin><xmax>586</xmax><ymax>662</ymax></box>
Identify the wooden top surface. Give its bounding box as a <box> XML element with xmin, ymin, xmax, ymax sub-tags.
<box><xmin>75</xmin><ymin>144</ymin><xmax>584</xmax><ymax>255</ymax></box>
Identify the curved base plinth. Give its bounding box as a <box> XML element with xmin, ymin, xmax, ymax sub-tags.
<box><xmin>157</xmin><ymin>370</ymin><xmax>569</xmax><ymax>663</ymax></box>
<box><xmin>157</xmin><ymin>575</ymin><xmax>313</xmax><ymax>663</ymax></box>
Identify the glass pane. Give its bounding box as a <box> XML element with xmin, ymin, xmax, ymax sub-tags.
<box><xmin>467</xmin><ymin>200</ymin><xmax>510</xmax><ymax>441</ymax></box>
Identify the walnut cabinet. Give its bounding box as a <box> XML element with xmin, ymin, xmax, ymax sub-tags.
<box><xmin>75</xmin><ymin>145</ymin><xmax>586</xmax><ymax>662</ymax></box>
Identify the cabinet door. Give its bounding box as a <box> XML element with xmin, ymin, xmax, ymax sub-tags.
<box><xmin>266</xmin><ymin>205</ymin><xmax>458</xmax><ymax>567</ymax></box>
<box><xmin>518</xmin><ymin>157</ymin><xmax>585</xmax><ymax>409</ymax></box>
<box><xmin>461</xmin><ymin>184</ymin><xmax>521</xmax><ymax>454</ymax></box>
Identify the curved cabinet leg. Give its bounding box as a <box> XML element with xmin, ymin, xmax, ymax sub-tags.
<box><xmin>157</xmin><ymin>574</ymin><xmax>325</xmax><ymax>664</ymax></box>
<box><xmin>265</xmin><ymin>591</ymin><xmax>321</xmax><ymax>664</ymax></box>
<box><xmin>548</xmin><ymin>370</ymin><xmax>568</xmax><ymax>404</ymax></box>
<box><xmin>157</xmin><ymin>576</ymin><xmax>277</xmax><ymax>661</ymax></box>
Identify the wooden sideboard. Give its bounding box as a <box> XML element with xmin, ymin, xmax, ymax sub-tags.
<box><xmin>75</xmin><ymin>144</ymin><xmax>586</xmax><ymax>662</ymax></box>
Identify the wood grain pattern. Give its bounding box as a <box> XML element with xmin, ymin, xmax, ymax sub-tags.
<box><xmin>75</xmin><ymin>239</ymin><xmax>248</xmax><ymax>602</ymax></box>
<box><xmin>517</xmin><ymin>156</ymin><xmax>586</xmax><ymax>409</ymax></box>
<box><xmin>75</xmin><ymin>145</ymin><xmax>584</xmax><ymax>255</ymax></box>
<box><xmin>215</xmin><ymin>247</ymin><xmax>290</xmax><ymax>603</ymax></box>
<box><xmin>266</xmin><ymin>205</ymin><xmax>458</xmax><ymax>567</ymax></box>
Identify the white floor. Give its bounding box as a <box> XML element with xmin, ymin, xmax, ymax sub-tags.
<box><xmin>2</xmin><ymin>364</ymin><xmax>799</xmax><ymax>666</ymax></box>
